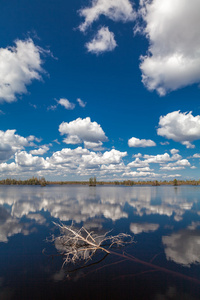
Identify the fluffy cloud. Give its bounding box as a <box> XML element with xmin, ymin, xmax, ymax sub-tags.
<box><xmin>143</xmin><ymin>152</ymin><xmax>181</xmax><ymax>164</ymax></box>
<box><xmin>83</xmin><ymin>141</ymin><xmax>104</xmax><ymax>150</ymax></box>
<box><xmin>30</xmin><ymin>145</ymin><xmax>49</xmax><ymax>155</ymax></box>
<box><xmin>0</xmin><ymin>39</ymin><xmax>46</xmax><ymax>103</ymax></box>
<box><xmin>123</xmin><ymin>171</ymin><xmax>158</xmax><ymax>178</ymax></box>
<box><xmin>160</xmin><ymin>166</ymin><xmax>184</xmax><ymax>171</ymax></box>
<box><xmin>160</xmin><ymin>159</ymin><xmax>191</xmax><ymax>171</ymax></box>
<box><xmin>58</xmin><ymin>98</ymin><xmax>75</xmax><ymax>110</ymax></box>
<box><xmin>139</xmin><ymin>0</ymin><xmax>200</xmax><ymax>95</ymax></box>
<box><xmin>157</xmin><ymin>111</ymin><xmax>200</xmax><ymax>147</ymax></box>
<box><xmin>128</xmin><ymin>158</ymin><xmax>149</xmax><ymax>168</ymax></box>
<box><xmin>81</xmin><ymin>149</ymin><xmax>127</xmax><ymax>168</ymax></box>
<box><xmin>128</xmin><ymin>151</ymin><xmax>183</xmax><ymax>173</ymax></box>
<box><xmin>100</xmin><ymin>162</ymin><xmax>128</xmax><ymax>175</ymax></box>
<box><xmin>27</xmin><ymin>135</ymin><xmax>42</xmax><ymax>143</ymax></box>
<box><xmin>136</xmin><ymin>167</ymin><xmax>154</xmax><ymax>172</ymax></box>
<box><xmin>79</xmin><ymin>0</ymin><xmax>136</xmax><ymax>32</ymax></box>
<box><xmin>0</xmin><ymin>121</ymin><xmax>196</xmax><ymax>180</ymax></box>
<box><xmin>0</xmin><ymin>130</ymin><xmax>29</xmax><ymax>162</ymax></box>
<box><xmin>164</xmin><ymin>174</ymin><xmax>181</xmax><ymax>178</ymax></box>
<box><xmin>47</xmin><ymin>147</ymin><xmax>90</xmax><ymax>166</ymax></box>
<box><xmin>192</xmin><ymin>153</ymin><xmax>200</xmax><ymax>158</ymax></box>
<box><xmin>170</xmin><ymin>149</ymin><xmax>179</xmax><ymax>155</ymax></box>
<box><xmin>0</xmin><ymin>162</ymin><xmax>19</xmax><ymax>175</ymax></box>
<box><xmin>86</xmin><ymin>27</ymin><xmax>117</xmax><ymax>54</ymax></box>
<box><xmin>62</xmin><ymin>135</ymin><xmax>82</xmax><ymax>145</ymax></box>
<box><xmin>132</xmin><ymin>153</ymin><xmax>142</xmax><ymax>158</ymax></box>
<box><xmin>45</xmin><ymin>147</ymin><xmax>127</xmax><ymax>178</ymax></box>
<box><xmin>182</xmin><ymin>141</ymin><xmax>195</xmax><ymax>149</ymax></box>
<box><xmin>128</xmin><ymin>137</ymin><xmax>156</xmax><ymax>147</ymax></box>
<box><xmin>15</xmin><ymin>151</ymin><xmax>47</xmax><ymax>168</ymax></box>
<box><xmin>59</xmin><ymin>117</ymin><xmax>108</xmax><ymax>147</ymax></box>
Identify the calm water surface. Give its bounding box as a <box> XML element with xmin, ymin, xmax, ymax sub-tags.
<box><xmin>0</xmin><ymin>185</ymin><xmax>200</xmax><ymax>299</ymax></box>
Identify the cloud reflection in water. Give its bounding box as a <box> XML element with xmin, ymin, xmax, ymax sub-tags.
<box><xmin>0</xmin><ymin>185</ymin><xmax>200</xmax><ymax>268</ymax></box>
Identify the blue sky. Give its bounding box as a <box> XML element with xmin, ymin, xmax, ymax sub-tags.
<box><xmin>0</xmin><ymin>0</ymin><xmax>200</xmax><ymax>181</ymax></box>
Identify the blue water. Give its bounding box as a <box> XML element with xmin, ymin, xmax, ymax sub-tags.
<box><xmin>0</xmin><ymin>185</ymin><xmax>200</xmax><ymax>299</ymax></box>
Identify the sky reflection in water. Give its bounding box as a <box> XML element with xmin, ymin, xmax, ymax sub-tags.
<box><xmin>0</xmin><ymin>185</ymin><xmax>200</xmax><ymax>299</ymax></box>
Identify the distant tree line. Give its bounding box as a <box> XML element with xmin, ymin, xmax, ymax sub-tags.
<box><xmin>0</xmin><ymin>177</ymin><xmax>47</xmax><ymax>186</ymax></box>
<box><xmin>0</xmin><ymin>177</ymin><xmax>200</xmax><ymax>187</ymax></box>
<box><xmin>112</xmin><ymin>179</ymin><xmax>200</xmax><ymax>186</ymax></box>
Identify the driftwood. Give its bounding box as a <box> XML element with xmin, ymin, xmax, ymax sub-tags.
<box><xmin>47</xmin><ymin>223</ymin><xmax>200</xmax><ymax>285</ymax></box>
<box><xmin>52</xmin><ymin>223</ymin><xmax>133</xmax><ymax>266</ymax></box>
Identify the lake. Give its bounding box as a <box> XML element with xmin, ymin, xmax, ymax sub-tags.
<box><xmin>0</xmin><ymin>185</ymin><xmax>200</xmax><ymax>299</ymax></box>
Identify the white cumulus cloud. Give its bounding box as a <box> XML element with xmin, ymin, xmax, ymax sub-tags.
<box><xmin>181</xmin><ymin>141</ymin><xmax>195</xmax><ymax>149</ymax></box>
<box><xmin>47</xmin><ymin>147</ymin><xmax>90</xmax><ymax>166</ymax></box>
<box><xmin>160</xmin><ymin>158</ymin><xmax>191</xmax><ymax>171</ymax></box>
<box><xmin>0</xmin><ymin>162</ymin><xmax>19</xmax><ymax>175</ymax></box>
<box><xmin>59</xmin><ymin>117</ymin><xmax>108</xmax><ymax>146</ymax></box>
<box><xmin>15</xmin><ymin>151</ymin><xmax>47</xmax><ymax>168</ymax></box>
<box><xmin>79</xmin><ymin>0</ymin><xmax>136</xmax><ymax>32</ymax></box>
<box><xmin>84</xmin><ymin>141</ymin><xmax>104</xmax><ymax>151</ymax></box>
<box><xmin>30</xmin><ymin>145</ymin><xmax>49</xmax><ymax>155</ymax></box>
<box><xmin>132</xmin><ymin>153</ymin><xmax>142</xmax><ymax>158</ymax></box>
<box><xmin>27</xmin><ymin>135</ymin><xmax>42</xmax><ymax>143</ymax></box>
<box><xmin>58</xmin><ymin>98</ymin><xmax>75</xmax><ymax>110</ymax></box>
<box><xmin>170</xmin><ymin>149</ymin><xmax>179</xmax><ymax>155</ymax></box>
<box><xmin>0</xmin><ymin>130</ymin><xmax>29</xmax><ymax>162</ymax></box>
<box><xmin>165</xmin><ymin>159</ymin><xmax>191</xmax><ymax>168</ymax></box>
<box><xmin>161</xmin><ymin>166</ymin><xmax>184</xmax><ymax>171</ymax></box>
<box><xmin>157</xmin><ymin>111</ymin><xmax>200</xmax><ymax>148</ymax></box>
<box><xmin>164</xmin><ymin>174</ymin><xmax>181</xmax><ymax>178</ymax></box>
<box><xmin>0</xmin><ymin>38</ymin><xmax>46</xmax><ymax>103</ymax></box>
<box><xmin>81</xmin><ymin>149</ymin><xmax>127</xmax><ymax>168</ymax></box>
<box><xmin>45</xmin><ymin>147</ymin><xmax>127</xmax><ymax>178</ymax></box>
<box><xmin>128</xmin><ymin>151</ymin><xmax>183</xmax><ymax>174</ymax></box>
<box><xmin>86</xmin><ymin>27</ymin><xmax>117</xmax><ymax>54</ymax></box>
<box><xmin>128</xmin><ymin>158</ymin><xmax>149</xmax><ymax>168</ymax></box>
<box><xmin>143</xmin><ymin>152</ymin><xmax>181</xmax><ymax>164</ymax></box>
<box><xmin>123</xmin><ymin>171</ymin><xmax>158</xmax><ymax>178</ymax></box>
<box><xmin>139</xmin><ymin>0</ymin><xmax>200</xmax><ymax>95</ymax></box>
<box><xmin>128</xmin><ymin>137</ymin><xmax>156</xmax><ymax>147</ymax></box>
<box><xmin>137</xmin><ymin>167</ymin><xmax>154</xmax><ymax>172</ymax></box>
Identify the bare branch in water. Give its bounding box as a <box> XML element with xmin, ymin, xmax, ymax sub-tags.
<box><xmin>47</xmin><ymin>224</ymin><xmax>200</xmax><ymax>285</ymax></box>
<box><xmin>52</xmin><ymin>222</ymin><xmax>134</xmax><ymax>266</ymax></box>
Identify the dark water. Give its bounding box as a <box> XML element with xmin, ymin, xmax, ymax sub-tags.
<box><xmin>0</xmin><ymin>185</ymin><xmax>200</xmax><ymax>300</ymax></box>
